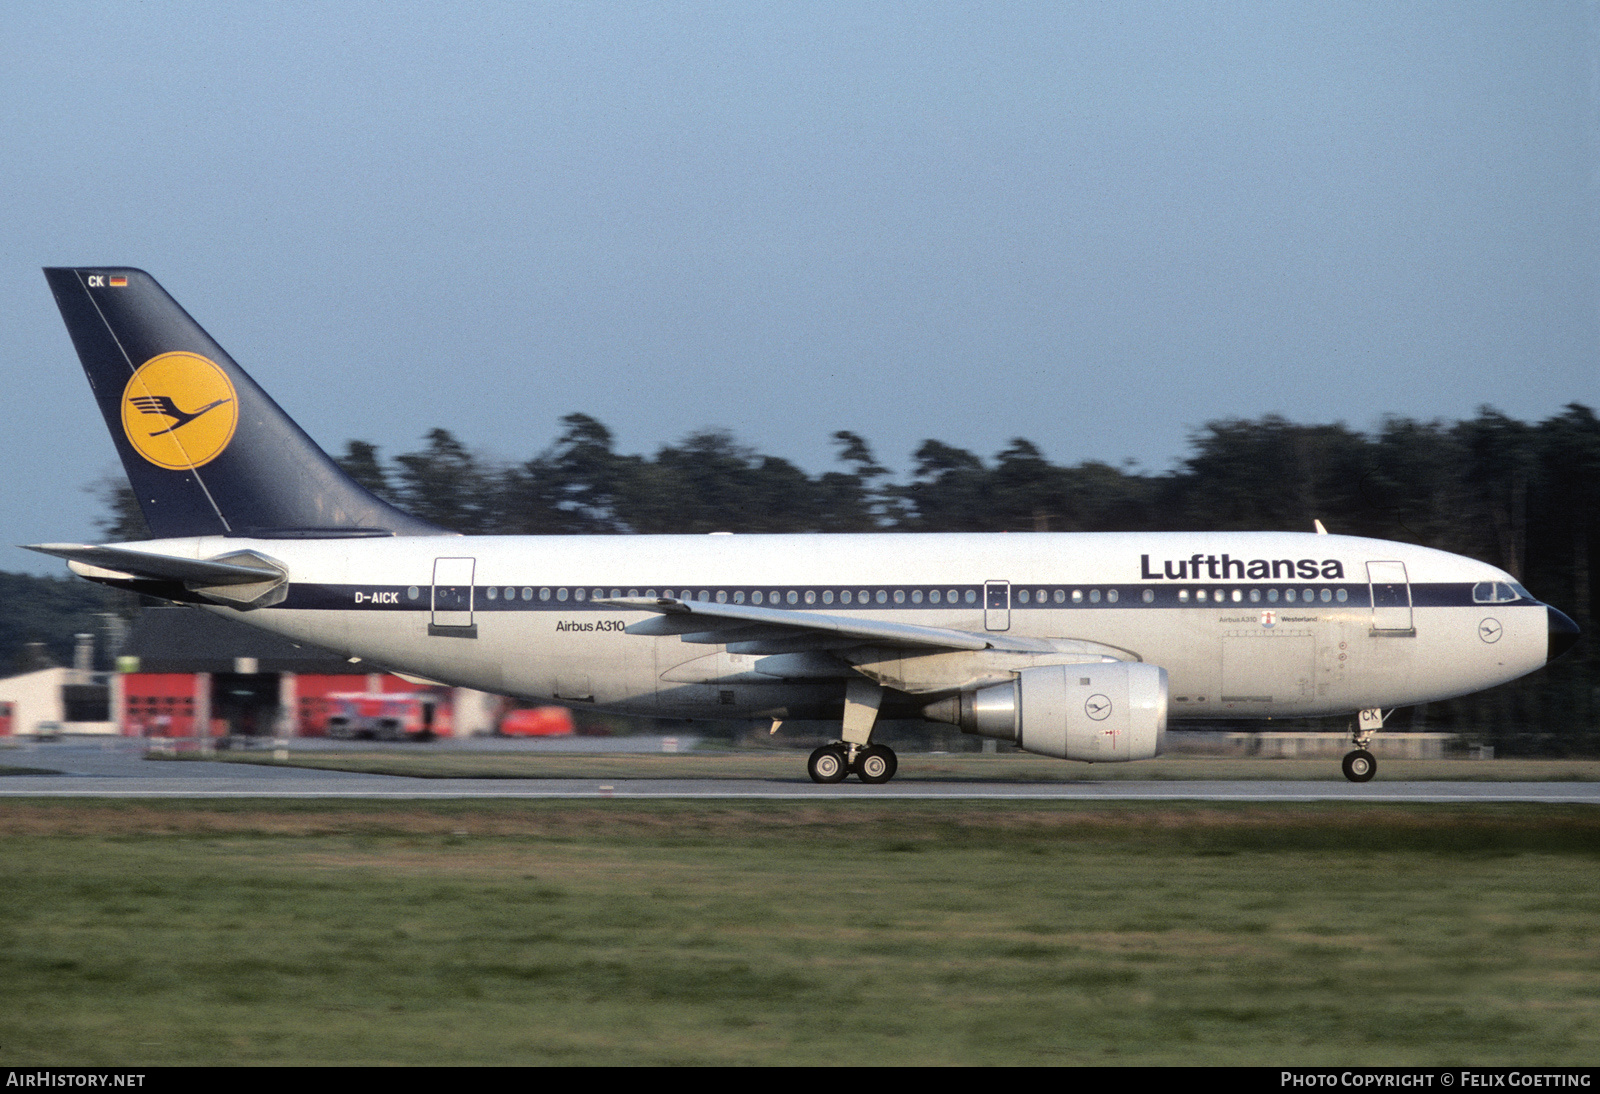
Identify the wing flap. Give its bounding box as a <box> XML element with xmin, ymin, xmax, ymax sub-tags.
<box><xmin>607</xmin><ymin>596</ymin><xmax>992</xmax><ymax>652</ymax></box>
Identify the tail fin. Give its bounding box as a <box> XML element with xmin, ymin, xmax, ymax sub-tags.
<box><xmin>44</xmin><ymin>267</ymin><xmax>446</xmax><ymax>539</ymax></box>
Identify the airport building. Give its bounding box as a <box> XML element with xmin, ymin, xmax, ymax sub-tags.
<box><xmin>0</xmin><ymin>607</ymin><xmax>500</xmax><ymax>739</ymax></box>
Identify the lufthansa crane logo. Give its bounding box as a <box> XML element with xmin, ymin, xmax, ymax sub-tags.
<box><xmin>120</xmin><ymin>352</ymin><xmax>238</xmax><ymax>470</ymax></box>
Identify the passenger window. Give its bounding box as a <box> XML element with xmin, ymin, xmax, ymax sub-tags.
<box><xmin>1336</xmin><ymin>589</ymin><xmax>1348</xmax><ymax>603</ymax></box>
<box><xmin>1249</xmin><ymin>589</ymin><xmax>1260</xmax><ymax>603</ymax></box>
<box><xmin>1107</xmin><ymin>589</ymin><xmax>1119</xmax><ymax>603</ymax></box>
<box><xmin>963</xmin><ymin>589</ymin><xmax>976</xmax><ymax>604</ymax></box>
<box><xmin>787</xmin><ymin>591</ymin><xmax>799</xmax><ymax>605</ymax></box>
<box><xmin>1196</xmin><ymin>590</ymin><xmax>1207</xmax><ymax>602</ymax></box>
<box><xmin>557</xmin><ymin>588</ymin><xmax>569</xmax><ymax>602</ymax></box>
<box><xmin>1089</xmin><ymin>589</ymin><xmax>1101</xmax><ymax>603</ymax></box>
<box><xmin>892</xmin><ymin>589</ymin><xmax>904</xmax><ymax>604</ymax></box>
<box><xmin>1017</xmin><ymin>589</ymin><xmax>1031</xmax><ymax>605</ymax></box>
<box><xmin>805</xmin><ymin>590</ymin><xmax>817</xmax><ymax>604</ymax></box>
<box><xmin>823</xmin><ymin>590</ymin><xmax>835</xmax><ymax>605</ymax></box>
<box><xmin>487</xmin><ymin>587</ymin><xmax>499</xmax><ymax>601</ymax></box>
<box><xmin>840</xmin><ymin>590</ymin><xmax>851</xmax><ymax>605</ymax></box>
<box><xmin>911</xmin><ymin>590</ymin><xmax>923</xmax><ymax>604</ymax></box>
<box><xmin>927</xmin><ymin>590</ymin><xmax>939</xmax><ymax>604</ymax></box>
<box><xmin>1072</xmin><ymin>589</ymin><xmax>1084</xmax><ymax>603</ymax></box>
<box><xmin>1141</xmin><ymin>589</ymin><xmax>1154</xmax><ymax>603</ymax></box>
<box><xmin>716</xmin><ymin>590</ymin><xmax>727</xmax><ymax>603</ymax></box>
<box><xmin>1178</xmin><ymin>590</ymin><xmax>1190</xmax><ymax>602</ymax></box>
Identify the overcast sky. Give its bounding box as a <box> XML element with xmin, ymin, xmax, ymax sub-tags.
<box><xmin>4</xmin><ymin>2</ymin><xmax>1597</xmax><ymax>573</ymax></box>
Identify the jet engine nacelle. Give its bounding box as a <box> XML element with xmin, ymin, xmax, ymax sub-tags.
<box><xmin>927</xmin><ymin>662</ymin><xmax>1168</xmax><ymax>762</ymax></box>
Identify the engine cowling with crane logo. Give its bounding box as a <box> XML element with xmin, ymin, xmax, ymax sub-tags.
<box><xmin>925</xmin><ymin>662</ymin><xmax>1168</xmax><ymax>761</ymax></box>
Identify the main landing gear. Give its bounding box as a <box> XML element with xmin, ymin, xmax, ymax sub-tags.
<box><xmin>807</xmin><ymin>678</ymin><xmax>900</xmax><ymax>784</ymax></box>
<box><xmin>1341</xmin><ymin>708</ymin><xmax>1382</xmax><ymax>783</ymax></box>
<box><xmin>807</xmin><ymin>742</ymin><xmax>899</xmax><ymax>785</ymax></box>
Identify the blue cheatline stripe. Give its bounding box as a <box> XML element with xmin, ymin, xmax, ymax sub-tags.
<box><xmin>272</xmin><ymin>582</ymin><xmax>1502</xmax><ymax>612</ymax></box>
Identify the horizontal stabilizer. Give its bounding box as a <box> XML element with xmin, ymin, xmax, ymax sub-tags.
<box><xmin>24</xmin><ymin>543</ymin><xmax>289</xmax><ymax>609</ymax></box>
<box><xmin>26</xmin><ymin>543</ymin><xmax>281</xmax><ymax>584</ymax></box>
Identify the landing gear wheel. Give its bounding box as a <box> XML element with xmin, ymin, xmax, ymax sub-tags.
<box><xmin>855</xmin><ymin>744</ymin><xmax>898</xmax><ymax>784</ymax></box>
<box><xmin>1342</xmin><ymin>749</ymin><xmax>1377</xmax><ymax>783</ymax></box>
<box><xmin>808</xmin><ymin>745</ymin><xmax>849</xmax><ymax>784</ymax></box>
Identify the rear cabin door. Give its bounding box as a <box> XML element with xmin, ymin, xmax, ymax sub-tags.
<box><xmin>1367</xmin><ymin>561</ymin><xmax>1415</xmax><ymax>636</ymax></box>
<box><xmin>430</xmin><ymin>557</ymin><xmax>477</xmax><ymax>636</ymax></box>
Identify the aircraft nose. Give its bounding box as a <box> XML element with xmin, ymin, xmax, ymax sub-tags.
<box><xmin>1548</xmin><ymin>606</ymin><xmax>1580</xmax><ymax>662</ymax></box>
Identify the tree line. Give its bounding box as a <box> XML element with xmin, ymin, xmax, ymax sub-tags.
<box><xmin>85</xmin><ymin>403</ymin><xmax>1600</xmax><ymax>751</ymax></box>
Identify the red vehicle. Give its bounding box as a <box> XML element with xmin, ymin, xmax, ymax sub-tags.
<box><xmin>324</xmin><ymin>692</ymin><xmax>446</xmax><ymax>740</ymax></box>
<box><xmin>498</xmin><ymin>706</ymin><xmax>575</xmax><ymax>737</ymax></box>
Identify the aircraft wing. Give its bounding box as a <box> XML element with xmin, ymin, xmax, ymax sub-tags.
<box><xmin>605</xmin><ymin>595</ymin><xmax>1034</xmax><ymax>655</ymax></box>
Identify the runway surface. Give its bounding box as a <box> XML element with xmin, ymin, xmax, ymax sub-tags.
<box><xmin>3</xmin><ymin>740</ymin><xmax>1598</xmax><ymax>802</ymax></box>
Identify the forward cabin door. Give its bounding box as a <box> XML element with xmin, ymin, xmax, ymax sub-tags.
<box><xmin>430</xmin><ymin>557</ymin><xmax>477</xmax><ymax>637</ymax></box>
<box><xmin>1366</xmin><ymin>561</ymin><xmax>1415</xmax><ymax>637</ymax></box>
<box><xmin>985</xmin><ymin>580</ymin><xmax>1011</xmax><ymax>632</ymax></box>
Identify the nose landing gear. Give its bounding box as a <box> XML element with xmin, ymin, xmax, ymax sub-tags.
<box><xmin>1341</xmin><ymin>748</ymin><xmax>1376</xmax><ymax>783</ymax></box>
<box><xmin>1342</xmin><ymin>708</ymin><xmax>1383</xmax><ymax>783</ymax></box>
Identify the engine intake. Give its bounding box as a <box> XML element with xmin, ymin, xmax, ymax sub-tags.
<box><xmin>924</xmin><ymin>662</ymin><xmax>1168</xmax><ymax>762</ymax></box>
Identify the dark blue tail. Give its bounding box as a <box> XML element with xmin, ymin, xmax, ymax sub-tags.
<box><xmin>44</xmin><ymin>267</ymin><xmax>446</xmax><ymax>539</ymax></box>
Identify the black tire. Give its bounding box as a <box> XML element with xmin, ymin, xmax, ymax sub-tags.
<box><xmin>1342</xmin><ymin>749</ymin><xmax>1377</xmax><ymax>783</ymax></box>
<box><xmin>808</xmin><ymin>745</ymin><xmax>848</xmax><ymax>784</ymax></box>
<box><xmin>855</xmin><ymin>744</ymin><xmax>898</xmax><ymax>784</ymax></box>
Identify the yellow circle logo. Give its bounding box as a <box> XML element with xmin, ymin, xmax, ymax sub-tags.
<box><xmin>120</xmin><ymin>352</ymin><xmax>239</xmax><ymax>470</ymax></box>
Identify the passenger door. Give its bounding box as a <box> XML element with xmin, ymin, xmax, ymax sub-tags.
<box><xmin>1366</xmin><ymin>561</ymin><xmax>1415</xmax><ymax>636</ymax></box>
<box><xmin>985</xmin><ymin>580</ymin><xmax>1010</xmax><ymax>632</ymax></box>
<box><xmin>430</xmin><ymin>557</ymin><xmax>477</xmax><ymax>637</ymax></box>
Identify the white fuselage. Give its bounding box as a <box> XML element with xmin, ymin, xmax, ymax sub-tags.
<box><xmin>129</xmin><ymin>530</ymin><xmax>1548</xmax><ymax>724</ymax></box>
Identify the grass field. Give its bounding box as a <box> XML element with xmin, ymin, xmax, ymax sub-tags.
<box><xmin>166</xmin><ymin>748</ymin><xmax>1600</xmax><ymax>782</ymax></box>
<box><xmin>2</xmin><ymin>799</ymin><xmax>1598</xmax><ymax>1065</ymax></box>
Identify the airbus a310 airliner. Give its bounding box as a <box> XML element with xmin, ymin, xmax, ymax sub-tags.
<box><xmin>31</xmin><ymin>268</ymin><xmax>1579</xmax><ymax>783</ymax></box>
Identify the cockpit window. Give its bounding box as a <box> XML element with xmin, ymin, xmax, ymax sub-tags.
<box><xmin>1473</xmin><ymin>581</ymin><xmax>1520</xmax><ymax>604</ymax></box>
